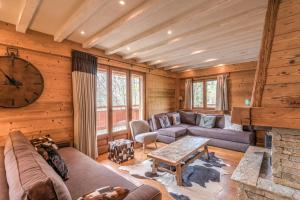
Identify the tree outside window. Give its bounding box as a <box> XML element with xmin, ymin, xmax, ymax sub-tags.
<box><xmin>192</xmin><ymin>79</ymin><xmax>217</xmax><ymax>109</ymax></box>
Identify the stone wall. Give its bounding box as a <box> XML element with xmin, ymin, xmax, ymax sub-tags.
<box><xmin>272</xmin><ymin>128</ymin><xmax>300</xmax><ymax>190</ymax></box>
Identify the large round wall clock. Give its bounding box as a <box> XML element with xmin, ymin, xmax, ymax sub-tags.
<box><xmin>0</xmin><ymin>55</ymin><xmax>44</xmax><ymax>108</ymax></box>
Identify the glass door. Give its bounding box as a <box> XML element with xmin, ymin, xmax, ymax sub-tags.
<box><xmin>131</xmin><ymin>73</ymin><xmax>144</xmax><ymax>120</ymax></box>
<box><xmin>96</xmin><ymin>66</ymin><xmax>145</xmax><ymax>154</ymax></box>
<box><xmin>96</xmin><ymin>68</ymin><xmax>108</xmax><ymax>135</ymax></box>
<box><xmin>111</xmin><ymin>70</ymin><xmax>128</xmax><ymax>133</ymax></box>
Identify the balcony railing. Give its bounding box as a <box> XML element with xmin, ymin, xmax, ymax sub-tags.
<box><xmin>96</xmin><ymin>105</ymin><xmax>142</xmax><ymax>135</ymax></box>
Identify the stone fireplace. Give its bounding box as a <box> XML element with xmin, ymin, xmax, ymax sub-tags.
<box><xmin>272</xmin><ymin>128</ymin><xmax>300</xmax><ymax>190</ymax></box>
<box><xmin>231</xmin><ymin>128</ymin><xmax>300</xmax><ymax>200</ymax></box>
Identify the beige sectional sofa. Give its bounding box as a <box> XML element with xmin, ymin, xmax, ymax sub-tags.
<box><xmin>0</xmin><ymin>131</ymin><xmax>161</xmax><ymax>200</ymax></box>
<box><xmin>151</xmin><ymin>111</ymin><xmax>255</xmax><ymax>152</ymax></box>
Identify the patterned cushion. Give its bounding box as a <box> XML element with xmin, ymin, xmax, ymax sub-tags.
<box><xmin>172</xmin><ymin>113</ymin><xmax>181</xmax><ymax>125</ymax></box>
<box><xmin>77</xmin><ymin>186</ymin><xmax>129</xmax><ymax>200</ymax></box>
<box><xmin>31</xmin><ymin>136</ymin><xmax>69</xmax><ymax>180</ymax></box>
<box><xmin>158</xmin><ymin>115</ymin><xmax>171</xmax><ymax>128</ymax></box>
<box><xmin>199</xmin><ymin>114</ymin><xmax>216</xmax><ymax>128</ymax></box>
<box><xmin>4</xmin><ymin>132</ymin><xmax>72</xmax><ymax>200</ymax></box>
<box><xmin>224</xmin><ymin>115</ymin><xmax>243</xmax><ymax>132</ymax></box>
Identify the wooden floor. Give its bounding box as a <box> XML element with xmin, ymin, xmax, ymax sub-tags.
<box><xmin>97</xmin><ymin>142</ymin><xmax>244</xmax><ymax>200</ymax></box>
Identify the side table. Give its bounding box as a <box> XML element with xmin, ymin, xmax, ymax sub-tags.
<box><xmin>108</xmin><ymin>139</ymin><xmax>134</xmax><ymax>164</ymax></box>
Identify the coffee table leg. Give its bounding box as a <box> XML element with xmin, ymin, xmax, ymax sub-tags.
<box><xmin>176</xmin><ymin>164</ymin><xmax>183</xmax><ymax>186</ymax></box>
<box><xmin>204</xmin><ymin>145</ymin><xmax>210</xmax><ymax>160</ymax></box>
<box><xmin>152</xmin><ymin>159</ymin><xmax>158</xmax><ymax>174</ymax></box>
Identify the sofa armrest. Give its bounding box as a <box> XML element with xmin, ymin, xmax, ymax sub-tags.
<box><xmin>124</xmin><ymin>184</ymin><xmax>161</xmax><ymax>200</ymax></box>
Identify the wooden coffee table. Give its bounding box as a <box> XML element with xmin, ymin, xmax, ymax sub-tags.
<box><xmin>147</xmin><ymin>136</ymin><xmax>210</xmax><ymax>186</ymax></box>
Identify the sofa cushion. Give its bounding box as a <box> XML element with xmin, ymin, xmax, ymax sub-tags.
<box><xmin>158</xmin><ymin>126</ymin><xmax>187</xmax><ymax>138</ymax></box>
<box><xmin>199</xmin><ymin>114</ymin><xmax>216</xmax><ymax>128</ymax></box>
<box><xmin>152</xmin><ymin>113</ymin><xmax>167</xmax><ymax>130</ymax></box>
<box><xmin>58</xmin><ymin>147</ymin><xmax>138</xmax><ymax>199</ymax></box>
<box><xmin>171</xmin><ymin>113</ymin><xmax>181</xmax><ymax>125</ymax></box>
<box><xmin>166</xmin><ymin>112</ymin><xmax>178</xmax><ymax>125</ymax></box>
<box><xmin>135</xmin><ymin>132</ymin><xmax>158</xmax><ymax>144</ymax></box>
<box><xmin>187</xmin><ymin>126</ymin><xmax>253</xmax><ymax>144</ymax></box>
<box><xmin>4</xmin><ymin>131</ymin><xmax>72</xmax><ymax>200</ymax></box>
<box><xmin>158</xmin><ymin>115</ymin><xmax>171</xmax><ymax>128</ymax></box>
<box><xmin>214</xmin><ymin>115</ymin><xmax>225</xmax><ymax>129</ymax></box>
<box><xmin>179</xmin><ymin>111</ymin><xmax>197</xmax><ymax>125</ymax></box>
<box><xmin>174</xmin><ymin>123</ymin><xmax>194</xmax><ymax>129</ymax></box>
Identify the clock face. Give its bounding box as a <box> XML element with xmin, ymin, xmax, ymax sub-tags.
<box><xmin>0</xmin><ymin>56</ymin><xmax>44</xmax><ymax>108</ymax></box>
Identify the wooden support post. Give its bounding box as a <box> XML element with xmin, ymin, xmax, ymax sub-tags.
<box><xmin>251</xmin><ymin>0</ymin><xmax>280</xmax><ymax>107</ymax></box>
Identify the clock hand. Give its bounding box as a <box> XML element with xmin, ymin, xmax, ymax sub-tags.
<box><xmin>0</xmin><ymin>68</ymin><xmax>22</xmax><ymax>88</ymax></box>
<box><xmin>0</xmin><ymin>68</ymin><xmax>15</xmax><ymax>84</ymax></box>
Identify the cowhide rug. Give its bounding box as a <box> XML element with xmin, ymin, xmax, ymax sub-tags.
<box><xmin>119</xmin><ymin>152</ymin><xmax>230</xmax><ymax>200</ymax></box>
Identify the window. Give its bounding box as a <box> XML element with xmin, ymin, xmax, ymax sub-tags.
<box><xmin>112</xmin><ymin>70</ymin><xmax>128</xmax><ymax>133</ymax></box>
<box><xmin>193</xmin><ymin>81</ymin><xmax>203</xmax><ymax>108</ymax></box>
<box><xmin>131</xmin><ymin>74</ymin><xmax>144</xmax><ymax>120</ymax></box>
<box><xmin>206</xmin><ymin>80</ymin><xmax>217</xmax><ymax>108</ymax></box>
<box><xmin>96</xmin><ymin>67</ymin><xmax>145</xmax><ymax>137</ymax></box>
<box><xmin>192</xmin><ymin>79</ymin><xmax>217</xmax><ymax>109</ymax></box>
<box><xmin>96</xmin><ymin>69</ymin><xmax>108</xmax><ymax>135</ymax></box>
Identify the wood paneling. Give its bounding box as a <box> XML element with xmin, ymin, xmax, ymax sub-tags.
<box><xmin>0</xmin><ymin>47</ymin><xmax>73</xmax><ymax>145</ymax></box>
<box><xmin>179</xmin><ymin>62</ymin><xmax>256</xmax><ymax>112</ymax></box>
<box><xmin>0</xmin><ymin>22</ymin><xmax>178</xmax><ymax>145</ymax></box>
<box><xmin>233</xmin><ymin>0</ymin><xmax>300</xmax><ymax>129</ymax></box>
<box><xmin>251</xmin><ymin>0</ymin><xmax>280</xmax><ymax>107</ymax></box>
<box><xmin>145</xmin><ymin>74</ymin><xmax>178</xmax><ymax>118</ymax></box>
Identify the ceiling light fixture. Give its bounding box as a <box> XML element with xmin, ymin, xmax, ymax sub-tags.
<box><xmin>167</xmin><ymin>30</ymin><xmax>172</xmax><ymax>35</ymax></box>
<box><xmin>191</xmin><ymin>50</ymin><xmax>205</xmax><ymax>55</ymax></box>
<box><xmin>204</xmin><ymin>58</ymin><xmax>218</xmax><ymax>62</ymax></box>
<box><xmin>80</xmin><ymin>30</ymin><xmax>85</xmax><ymax>35</ymax></box>
<box><xmin>119</xmin><ymin>0</ymin><xmax>125</xmax><ymax>5</ymax></box>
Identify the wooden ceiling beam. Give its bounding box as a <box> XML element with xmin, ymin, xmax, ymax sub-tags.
<box><xmin>105</xmin><ymin>0</ymin><xmax>226</xmax><ymax>55</ymax></box>
<box><xmin>178</xmin><ymin>61</ymin><xmax>257</xmax><ymax>79</ymax></box>
<box><xmin>54</xmin><ymin>0</ymin><xmax>108</xmax><ymax>42</ymax></box>
<box><xmin>173</xmin><ymin>57</ymin><xmax>258</xmax><ymax>72</ymax></box>
<box><xmin>16</xmin><ymin>0</ymin><xmax>41</xmax><ymax>33</ymax></box>
<box><xmin>82</xmin><ymin>0</ymin><xmax>161</xmax><ymax>48</ymax></box>
<box><xmin>123</xmin><ymin>6</ymin><xmax>266</xmax><ymax>60</ymax></box>
<box><xmin>251</xmin><ymin>0</ymin><xmax>280</xmax><ymax>107</ymax></box>
<box><xmin>142</xmin><ymin>33</ymin><xmax>262</xmax><ymax>65</ymax></box>
<box><xmin>139</xmin><ymin>20</ymin><xmax>263</xmax><ymax>64</ymax></box>
<box><xmin>172</xmin><ymin>57</ymin><xmax>257</xmax><ymax>72</ymax></box>
<box><xmin>170</xmin><ymin>52</ymin><xmax>258</xmax><ymax>72</ymax></box>
<box><xmin>161</xmin><ymin>45</ymin><xmax>259</xmax><ymax>69</ymax></box>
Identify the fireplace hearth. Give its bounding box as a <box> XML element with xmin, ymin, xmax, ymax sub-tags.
<box><xmin>232</xmin><ymin>128</ymin><xmax>300</xmax><ymax>200</ymax></box>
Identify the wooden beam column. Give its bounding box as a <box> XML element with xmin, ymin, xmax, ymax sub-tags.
<box><xmin>250</xmin><ymin>0</ymin><xmax>280</xmax><ymax>107</ymax></box>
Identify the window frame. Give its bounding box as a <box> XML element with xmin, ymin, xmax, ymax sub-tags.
<box><xmin>192</xmin><ymin>78</ymin><xmax>217</xmax><ymax>110</ymax></box>
<box><xmin>96</xmin><ymin>65</ymin><xmax>146</xmax><ymax>139</ymax></box>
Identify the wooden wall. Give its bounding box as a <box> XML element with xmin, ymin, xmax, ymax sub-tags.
<box><xmin>261</xmin><ymin>0</ymin><xmax>300</xmax><ymax>108</ymax></box>
<box><xmin>146</xmin><ymin>74</ymin><xmax>179</xmax><ymax>118</ymax></box>
<box><xmin>178</xmin><ymin>61</ymin><xmax>257</xmax><ymax>113</ymax></box>
<box><xmin>0</xmin><ymin>22</ymin><xmax>178</xmax><ymax>146</ymax></box>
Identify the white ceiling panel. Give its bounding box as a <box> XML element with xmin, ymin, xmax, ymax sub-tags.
<box><xmin>0</xmin><ymin>0</ymin><xmax>268</xmax><ymax>71</ymax></box>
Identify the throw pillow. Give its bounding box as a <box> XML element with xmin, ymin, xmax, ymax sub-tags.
<box><xmin>224</xmin><ymin>115</ymin><xmax>243</xmax><ymax>132</ymax></box>
<box><xmin>77</xmin><ymin>186</ymin><xmax>129</xmax><ymax>200</ymax></box>
<box><xmin>31</xmin><ymin>136</ymin><xmax>69</xmax><ymax>180</ymax></box>
<box><xmin>159</xmin><ymin>115</ymin><xmax>171</xmax><ymax>128</ymax></box>
<box><xmin>172</xmin><ymin>113</ymin><xmax>181</xmax><ymax>125</ymax></box>
<box><xmin>199</xmin><ymin>114</ymin><xmax>216</xmax><ymax>128</ymax></box>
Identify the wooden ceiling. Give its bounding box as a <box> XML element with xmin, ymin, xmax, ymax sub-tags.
<box><xmin>0</xmin><ymin>0</ymin><xmax>268</xmax><ymax>71</ymax></box>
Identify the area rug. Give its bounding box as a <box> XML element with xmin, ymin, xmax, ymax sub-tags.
<box><xmin>119</xmin><ymin>152</ymin><xmax>230</xmax><ymax>200</ymax></box>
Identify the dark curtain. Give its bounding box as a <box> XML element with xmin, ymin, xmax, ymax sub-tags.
<box><xmin>71</xmin><ymin>50</ymin><xmax>98</xmax><ymax>159</ymax></box>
